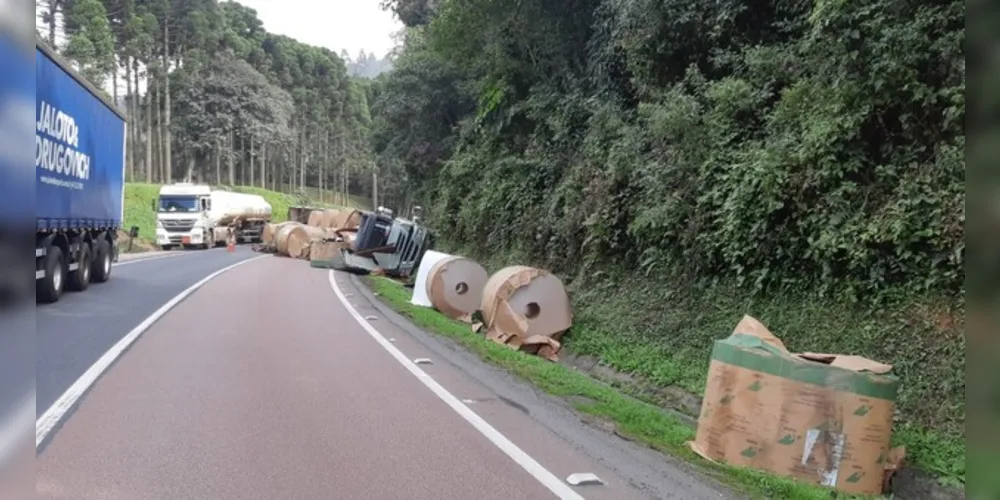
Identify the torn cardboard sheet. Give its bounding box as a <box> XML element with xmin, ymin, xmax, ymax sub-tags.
<box><xmin>480</xmin><ymin>266</ymin><xmax>572</xmax><ymax>361</ymax></box>
<box><xmin>688</xmin><ymin>315</ymin><xmax>904</xmax><ymax>496</ymax></box>
<box><xmin>427</xmin><ymin>256</ymin><xmax>488</xmax><ymax>320</ymax></box>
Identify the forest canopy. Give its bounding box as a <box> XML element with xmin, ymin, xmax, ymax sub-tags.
<box><xmin>38</xmin><ymin>0</ymin><xmax>380</xmax><ymax>201</ymax></box>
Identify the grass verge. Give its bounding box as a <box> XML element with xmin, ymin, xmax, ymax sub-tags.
<box><xmin>364</xmin><ymin>275</ymin><xmax>884</xmax><ymax>500</ymax></box>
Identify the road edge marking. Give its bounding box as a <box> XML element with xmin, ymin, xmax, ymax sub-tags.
<box><xmin>328</xmin><ymin>271</ymin><xmax>585</xmax><ymax>500</ymax></box>
<box><xmin>35</xmin><ymin>255</ymin><xmax>268</xmax><ymax>449</ymax></box>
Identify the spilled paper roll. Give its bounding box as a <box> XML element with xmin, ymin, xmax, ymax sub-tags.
<box><xmin>306</xmin><ymin>210</ymin><xmax>325</xmax><ymax>227</ymax></box>
<box><xmin>480</xmin><ymin>266</ymin><xmax>573</xmax><ymax>361</ymax></box>
<box><xmin>411</xmin><ymin>250</ymin><xmax>453</xmax><ymax>307</ymax></box>
<box><xmin>332</xmin><ymin>209</ymin><xmax>362</xmax><ymax>230</ymax></box>
<box><xmin>426</xmin><ymin>256</ymin><xmax>488</xmax><ymax>321</ymax></box>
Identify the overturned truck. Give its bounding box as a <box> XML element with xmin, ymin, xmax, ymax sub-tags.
<box><xmin>268</xmin><ymin>206</ymin><xmax>432</xmax><ymax>280</ymax></box>
<box><xmin>329</xmin><ymin>207</ymin><xmax>432</xmax><ymax>279</ymax></box>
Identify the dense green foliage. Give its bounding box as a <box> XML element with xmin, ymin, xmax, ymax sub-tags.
<box><xmin>369</xmin><ymin>0</ymin><xmax>966</xmax><ymax>484</ymax></box>
<box><xmin>40</xmin><ymin>0</ymin><xmax>379</xmax><ymax>201</ymax></box>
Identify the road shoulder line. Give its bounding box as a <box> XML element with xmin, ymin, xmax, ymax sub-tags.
<box><xmin>328</xmin><ymin>271</ymin><xmax>586</xmax><ymax>500</ymax></box>
<box><xmin>35</xmin><ymin>255</ymin><xmax>268</xmax><ymax>449</ymax></box>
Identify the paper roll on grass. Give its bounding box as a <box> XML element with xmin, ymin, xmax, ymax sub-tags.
<box><xmin>480</xmin><ymin>266</ymin><xmax>573</xmax><ymax>360</ymax></box>
<box><xmin>410</xmin><ymin>250</ymin><xmax>453</xmax><ymax>307</ymax></box>
<box><xmin>426</xmin><ymin>256</ymin><xmax>488</xmax><ymax>320</ymax></box>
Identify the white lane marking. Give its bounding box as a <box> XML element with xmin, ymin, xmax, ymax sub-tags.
<box><xmin>36</xmin><ymin>255</ymin><xmax>268</xmax><ymax>448</ymax></box>
<box><xmin>328</xmin><ymin>272</ymin><xmax>586</xmax><ymax>500</ymax></box>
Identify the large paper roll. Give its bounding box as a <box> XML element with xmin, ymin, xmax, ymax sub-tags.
<box><xmin>411</xmin><ymin>250</ymin><xmax>453</xmax><ymax>307</ymax></box>
<box><xmin>332</xmin><ymin>209</ymin><xmax>362</xmax><ymax>230</ymax></box>
<box><xmin>480</xmin><ymin>266</ymin><xmax>573</xmax><ymax>360</ymax></box>
<box><xmin>306</xmin><ymin>210</ymin><xmax>324</xmax><ymax>227</ymax></box>
<box><xmin>426</xmin><ymin>256</ymin><xmax>488</xmax><ymax>320</ymax></box>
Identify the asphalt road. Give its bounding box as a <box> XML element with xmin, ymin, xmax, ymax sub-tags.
<box><xmin>35</xmin><ymin>246</ymin><xmax>259</xmax><ymax>415</ymax></box>
<box><xmin>35</xmin><ymin>254</ymin><xmax>733</xmax><ymax>500</ymax></box>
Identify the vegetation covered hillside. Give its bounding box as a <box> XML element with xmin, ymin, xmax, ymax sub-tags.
<box><xmin>369</xmin><ymin>0</ymin><xmax>966</xmax><ymax>486</ymax></box>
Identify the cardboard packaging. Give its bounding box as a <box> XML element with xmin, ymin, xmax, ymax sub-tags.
<box><xmin>480</xmin><ymin>266</ymin><xmax>572</xmax><ymax>361</ymax></box>
<box><xmin>309</xmin><ymin>240</ymin><xmax>345</xmax><ymax>268</ymax></box>
<box><xmin>689</xmin><ymin>316</ymin><xmax>903</xmax><ymax>495</ymax></box>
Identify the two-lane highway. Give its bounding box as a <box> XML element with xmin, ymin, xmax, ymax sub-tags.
<box><xmin>35</xmin><ymin>252</ymin><xmax>732</xmax><ymax>500</ymax></box>
<box><xmin>36</xmin><ymin>247</ymin><xmax>259</xmax><ymax>415</ymax></box>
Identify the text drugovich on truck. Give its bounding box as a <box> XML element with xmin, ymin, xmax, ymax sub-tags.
<box><xmin>36</xmin><ymin>100</ymin><xmax>91</xmax><ymax>190</ymax></box>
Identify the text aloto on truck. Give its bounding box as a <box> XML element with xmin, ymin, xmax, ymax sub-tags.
<box><xmin>36</xmin><ymin>100</ymin><xmax>91</xmax><ymax>186</ymax></box>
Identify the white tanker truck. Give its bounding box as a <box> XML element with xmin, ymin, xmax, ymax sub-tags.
<box><xmin>153</xmin><ymin>183</ymin><xmax>273</xmax><ymax>250</ymax></box>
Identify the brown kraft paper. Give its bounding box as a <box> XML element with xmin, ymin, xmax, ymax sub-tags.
<box><xmin>688</xmin><ymin>315</ymin><xmax>903</xmax><ymax>496</ymax></box>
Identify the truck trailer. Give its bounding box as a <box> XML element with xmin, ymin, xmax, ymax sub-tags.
<box><xmin>154</xmin><ymin>183</ymin><xmax>273</xmax><ymax>250</ymax></box>
<box><xmin>35</xmin><ymin>39</ymin><xmax>126</xmax><ymax>304</ymax></box>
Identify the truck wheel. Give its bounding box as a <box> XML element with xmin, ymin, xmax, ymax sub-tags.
<box><xmin>37</xmin><ymin>245</ymin><xmax>65</xmax><ymax>303</ymax></box>
<box><xmin>91</xmin><ymin>238</ymin><xmax>112</xmax><ymax>283</ymax></box>
<box><xmin>202</xmin><ymin>230</ymin><xmax>212</xmax><ymax>249</ymax></box>
<box><xmin>161</xmin><ymin>245</ymin><xmax>173</xmax><ymax>251</ymax></box>
<box><xmin>67</xmin><ymin>243</ymin><xmax>92</xmax><ymax>291</ymax></box>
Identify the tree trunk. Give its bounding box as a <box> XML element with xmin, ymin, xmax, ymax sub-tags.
<box><xmin>299</xmin><ymin>130</ymin><xmax>306</xmax><ymax>190</ymax></box>
<box><xmin>46</xmin><ymin>0</ymin><xmax>58</xmax><ymax>47</ymax></box>
<box><xmin>319</xmin><ymin>131</ymin><xmax>326</xmax><ymax>203</ymax></box>
<box><xmin>144</xmin><ymin>70</ymin><xmax>153</xmax><ymax>183</ymax></box>
<box><xmin>372</xmin><ymin>170</ymin><xmax>378</xmax><ymax>210</ymax></box>
<box><xmin>185</xmin><ymin>155</ymin><xmax>195</xmax><ymax>183</ymax></box>
<box><xmin>260</xmin><ymin>140</ymin><xmax>267</xmax><ymax>188</ymax></box>
<box><xmin>215</xmin><ymin>138</ymin><xmax>221</xmax><ymax>185</ymax></box>
<box><xmin>228</xmin><ymin>130</ymin><xmax>235</xmax><ymax>185</ymax></box>
<box><xmin>162</xmin><ymin>21</ymin><xmax>173</xmax><ymax>184</ymax></box>
<box><xmin>249</xmin><ymin>135</ymin><xmax>255</xmax><ymax>187</ymax></box>
<box><xmin>155</xmin><ymin>81</ymin><xmax>165</xmax><ymax>183</ymax></box>
<box><xmin>111</xmin><ymin>62</ymin><xmax>118</xmax><ymax>106</ymax></box>
<box><xmin>124</xmin><ymin>59</ymin><xmax>133</xmax><ymax>181</ymax></box>
<box><xmin>240</xmin><ymin>133</ymin><xmax>246</xmax><ymax>186</ymax></box>
<box><xmin>135</xmin><ymin>59</ymin><xmax>149</xmax><ymax>182</ymax></box>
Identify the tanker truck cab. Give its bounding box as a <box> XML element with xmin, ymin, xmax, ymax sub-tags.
<box><xmin>154</xmin><ymin>183</ymin><xmax>214</xmax><ymax>250</ymax></box>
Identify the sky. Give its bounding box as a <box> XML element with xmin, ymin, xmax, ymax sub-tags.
<box><xmin>235</xmin><ymin>0</ymin><xmax>403</xmax><ymax>59</ymax></box>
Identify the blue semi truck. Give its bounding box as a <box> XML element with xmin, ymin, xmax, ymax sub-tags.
<box><xmin>35</xmin><ymin>39</ymin><xmax>127</xmax><ymax>304</ymax></box>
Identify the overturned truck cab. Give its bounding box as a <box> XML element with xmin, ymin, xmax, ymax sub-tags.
<box><xmin>330</xmin><ymin>206</ymin><xmax>432</xmax><ymax>280</ymax></box>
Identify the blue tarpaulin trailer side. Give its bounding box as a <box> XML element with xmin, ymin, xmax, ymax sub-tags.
<box><xmin>35</xmin><ymin>41</ymin><xmax>126</xmax><ymax>230</ymax></box>
<box><xmin>35</xmin><ymin>38</ymin><xmax>128</xmax><ymax>304</ymax></box>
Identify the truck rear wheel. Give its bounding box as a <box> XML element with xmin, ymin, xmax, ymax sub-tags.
<box><xmin>37</xmin><ymin>245</ymin><xmax>65</xmax><ymax>303</ymax></box>
<box><xmin>67</xmin><ymin>243</ymin><xmax>91</xmax><ymax>292</ymax></box>
<box><xmin>91</xmin><ymin>238</ymin><xmax>112</xmax><ymax>283</ymax></box>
